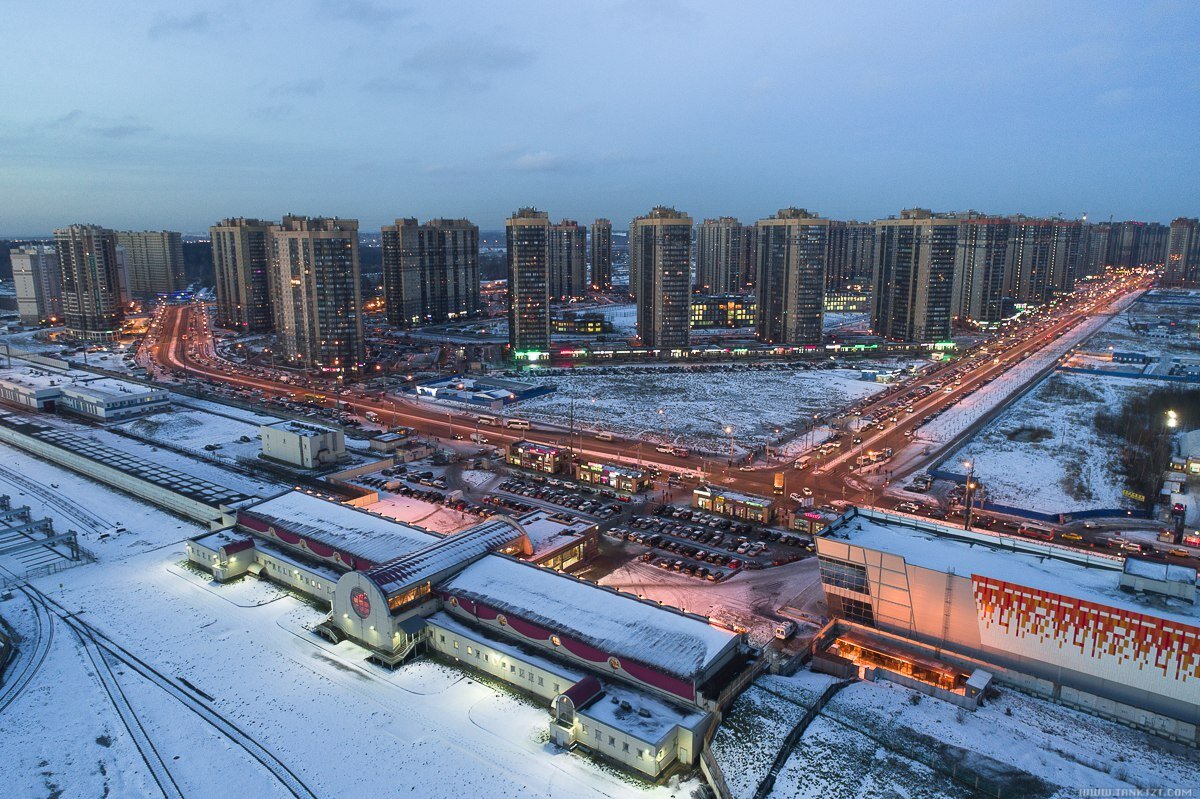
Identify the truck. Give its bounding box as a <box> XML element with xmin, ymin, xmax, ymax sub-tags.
<box><xmin>364</xmin><ymin>411</ymin><xmax>380</xmax><ymax>424</ymax></box>
<box><xmin>773</xmin><ymin>472</ymin><xmax>785</xmax><ymax>496</ymax></box>
<box><xmin>470</xmin><ymin>433</ymin><xmax>489</xmax><ymax>444</ymax></box>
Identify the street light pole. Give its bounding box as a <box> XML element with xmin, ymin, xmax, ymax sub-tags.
<box><xmin>963</xmin><ymin>460</ymin><xmax>976</xmax><ymax>530</ymax></box>
<box><xmin>725</xmin><ymin>425</ymin><xmax>735</xmax><ymax>466</ymax></box>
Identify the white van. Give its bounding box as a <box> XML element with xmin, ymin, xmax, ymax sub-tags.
<box><xmin>504</xmin><ymin>418</ymin><xmax>531</xmax><ymax>430</ymax></box>
<box><xmin>595</xmin><ymin>431</ymin><xmax>614</xmax><ymax>441</ymax></box>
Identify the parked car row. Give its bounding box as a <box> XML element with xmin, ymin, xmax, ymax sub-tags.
<box><xmin>497</xmin><ymin>478</ymin><xmax>620</xmax><ymax>517</ymax></box>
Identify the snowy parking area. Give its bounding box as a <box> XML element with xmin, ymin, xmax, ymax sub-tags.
<box><xmin>116</xmin><ymin>409</ymin><xmax>264</xmax><ymax>465</ymax></box>
<box><xmin>509</xmin><ymin>363</ymin><xmax>916</xmax><ymax>453</ymax></box>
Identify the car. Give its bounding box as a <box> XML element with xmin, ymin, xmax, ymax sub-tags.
<box><xmin>739</xmin><ymin>465</ymin><xmax>753</xmax><ymax>471</ymax></box>
<box><xmin>1168</xmin><ymin>548</ymin><xmax>1191</xmax><ymax>558</ymax></box>
<box><xmin>1060</xmin><ymin>532</ymin><xmax>1084</xmax><ymax>542</ymax></box>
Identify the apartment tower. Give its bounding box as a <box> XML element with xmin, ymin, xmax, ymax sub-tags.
<box><xmin>54</xmin><ymin>224</ymin><xmax>125</xmax><ymax>340</ymax></box>
<box><xmin>269</xmin><ymin>215</ymin><xmax>365</xmax><ymax>376</ymax></box>
<box><xmin>871</xmin><ymin>210</ymin><xmax>958</xmax><ymax>342</ymax></box>
<box><xmin>115</xmin><ymin>230</ymin><xmax>185</xmax><ymax>297</ymax></box>
<box><xmin>11</xmin><ymin>245</ymin><xmax>63</xmax><ymax>325</ymax></box>
<box><xmin>754</xmin><ymin>208</ymin><xmax>829</xmax><ymax>346</ymax></box>
<box><xmin>589</xmin><ymin>219</ymin><xmax>613</xmax><ymax>290</ymax></box>
<box><xmin>548</xmin><ymin>219</ymin><xmax>587</xmax><ymax>300</ymax></box>
<box><xmin>211</xmin><ymin>218</ymin><xmax>275</xmax><ymax>332</ymax></box>
<box><xmin>630</xmin><ymin>207</ymin><xmax>693</xmax><ymax>350</ymax></box>
<box><xmin>382</xmin><ymin>218</ymin><xmax>480</xmax><ymax>327</ymax></box>
<box><xmin>1166</xmin><ymin>218</ymin><xmax>1200</xmax><ymax>286</ymax></box>
<box><xmin>506</xmin><ymin>208</ymin><xmax>552</xmax><ymax>357</ymax></box>
<box><xmin>696</xmin><ymin>217</ymin><xmax>743</xmax><ymax>294</ymax></box>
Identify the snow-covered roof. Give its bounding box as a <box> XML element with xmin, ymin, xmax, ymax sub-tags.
<box><xmin>578</xmin><ymin>676</ymin><xmax>708</xmax><ymax>745</ymax></box>
<box><xmin>241</xmin><ymin>491</ymin><xmax>439</xmax><ymax>565</ymax></box>
<box><xmin>442</xmin><ymin>555</ymin><xmax>739</xmax><ymax>681</ymax></box>
<box><xmin>1124</xmin><ymin>556</ymin><xmax>1198</xmax><ymax>585</ymax></box>
<box><xmin>515</xmin><ymin>509</ymin><xmax>593</xmax><ymax>557</ymax></box>
<box><xmin>366</xmin><ymin>518</ymin><xmax>526</xmax><ymax>597</ymax></box>
<box><xmin>827</xmin><ymin>511</ymin><xmax>1200</xmax><ymax>625</ymax></box>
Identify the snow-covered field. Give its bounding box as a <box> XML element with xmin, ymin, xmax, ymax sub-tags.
<box><xmin>915</xmin><ymin>288</ymin><xmax>1145</xmax><ymax>446</ymax></box>
<box><xmin>116</xmin><ymin>409</ymin><xmax>264</xmax><ymax>465</ymax></box>
<box><xmin>509</xmin><ymin>364</ymin><xmax>912</xmax><ymax>454</ymax></box>
<box><xmin>950</xmin><ymin>371</ymin><xmax>1156</xmax><ymax>513</ymax></box>
<box><xmin>0</xmin><ymin>443</ymin><xmax>700</xmax><ymax>799</ymax></box>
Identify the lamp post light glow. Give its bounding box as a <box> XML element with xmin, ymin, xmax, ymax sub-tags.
<box><xmin>1167</xmin><ymin>410</ymin><xmax>1178</xmax><ymax>429</ymax></box>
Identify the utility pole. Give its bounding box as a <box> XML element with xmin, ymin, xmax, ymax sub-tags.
<box><xmin>963</xmin><ymin>460</ymin><xmax>976</xmax><ymax>530</ymax></box>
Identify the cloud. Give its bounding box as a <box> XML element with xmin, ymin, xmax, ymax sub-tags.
<box><xmin>269</xmin><ymin>78</ymin><xmax>326</xmax><ymax>98</ymax></box>
<box><xmin>318</xmin><ymin>0</ymin><xmax>408</xmax><ymax>28</ymax></box>
<box><xmin>368</xmin><ymin>40</ymin><xmax>536</xmax><ymax>93</ymax></box>
<box><xmin>147</xmin><ymin>11</ymin><xmax>214</xmax><ymax>39</ymax></box>
<box><xmin>512</xmin><ymin>151</ymin><xmax>574</xmax><ymax>173</ymax></box>
<box><xmin>43</xmin><ymin>110</ymin><xmax>152</xmax><ymax>139</ymax></box>
<box><xmin>92</xmin><ymin>122</ymin><xmax>152</xmax><ymax>138</ymax></box>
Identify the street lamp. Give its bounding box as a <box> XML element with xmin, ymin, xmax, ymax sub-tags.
<box><xmin>1167</xmin><ymin>410</ymin><xmax>1178</xmax><ymax>429</ymax></box>
<box><xmin>725</xmin><ymin>425</ymin><xmax>735</xmax><ymax>466</ymax></box>
<box><xmin>962</xmin><ymin>460</ymin><xmax>976</xmax><ymax>530</ymax></box>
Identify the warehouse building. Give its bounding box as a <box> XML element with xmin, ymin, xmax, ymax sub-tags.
<box><xmin>0</xmin><ymin>363</ymin><xmax>168</xmax><ymax>420</ymax></box>
<box><xmin>815</xmin><ymin>508</ymin><xmax>1200</xmax><ymax>744</ymax></box>
<box><xmin>187</xmin><ymin>490</ymin><xmax>749</xmax><ymax>776</ymax></box>
<box><xmin>260</xmin><ymin>419</ymin><xmax>347</xmax><ymax>469</ymax></box>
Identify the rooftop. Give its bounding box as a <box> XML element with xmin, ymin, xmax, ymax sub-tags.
<box><xmin>826</xmin><ymin>510</ymin><xmax>1200</xmax><ymax>626</ymax></box>
<box><xmin>695</xmin><ymin>484</ymin><xmax>773</xmax><ymax>506</ymax></box>
<box><xmin>0</xmin><ymin>363</ymin><xmax>164</xmax><ymax>401</ymax></box>
<box><xmin>515</xmin><ymin>509</ymin><xmax>594</xmax><ymax>557</ymax></box>
<box><xmin>239</xmin><ymin>490</ymin><xmax>439</xmax><ymax>566</ymax></box>
<box><xmin>366</xmin><ymin>518</ymin><xmax>526</xmax><ymax>597</ymax></box>
<box><xmin>442</xmin><ymin>555</ymin><xmax>739</xmax><ymax>682</ymax></box>
<box><xmin>265</xmin><ymin>419</ymin><xmax>338</xmax><ymax>437</ymax></box>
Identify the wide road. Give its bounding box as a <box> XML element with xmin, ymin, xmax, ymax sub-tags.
<box><xmin>143</xmin><ymin>271</ymin><xmax>1151</xmax><ymax>513</ymax></box>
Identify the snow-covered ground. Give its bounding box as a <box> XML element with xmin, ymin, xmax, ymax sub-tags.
<box><xmin>915</xmin><ymin>286</ymin><xmax>1146</xmax><ymax>445</ymax></box>
<box><xmin>116</xmin><ymin>409</ymin><xmax>264</xmax><ymax>466</ymax></box>
<box><xmin>0</xmin><ymin>444</ymin><xmax>700</xmax><ymax>799</ymax></box>
<box><xmin>509</xmin><ymin>364</ymin><xmax>915</xmax><ymax>454</ymax></box>
<box><xmin>950</xmin><ymin>371</ymin><xmax>1156</xmax><ymax>513</ymax></box>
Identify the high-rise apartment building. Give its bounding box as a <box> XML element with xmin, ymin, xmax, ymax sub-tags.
<box><xmin>506</xmin><ymin>208</ymin><xmax>551</xmax><ymax>356</ymax></box>
<box><xmin>114</xmin><ymin>230</ymin><xmax>185</xmax><ymax>297</ymax></box>
<box><xmin>1166</xmin><ymin>218</ymin><xmax>1200</xmax><ymax>286</ymax></box>
<box><xmin>548</xmin><ymin>220</ymin><xmax>587</xmax><ymax>299</ymax></box>
<box><xmin>696</xmin><ymin>217</ymin><xmax>743</xmax><ymax>294</ymax></box>
<box><xmin>1005</xmin><ymin>218</ymin><xmax>1081</xmax><ymax>305</ymax></box>
<box><xmin>54</xmin><ymin>224</ymin><xmax>125</xmax><ymax>341</ymax></box>
<box><xmin>1078</xmin><ymin>222</ymin><xmax>1112</xmax><ymax>279</ymax></box>
<box><xmin>754</xmin><ymin>208</ymin><xmax>829</xmax><ymax>345</ymax></box>
<box><xmin>269</xmin><ymin>216</ymin><xmax>365</xmax><ymax>376</ymax></box>
<box><xmin>871</xmin><ymin>210</ymin><xmax>958</xmax><ymax>342</ymax></box>
<box><xmin>589</xmin><ymin>219</ymin><xmax>613</xmax><ymax>290</ymax></box>
<box><xmin>211</xmin><ymin>217</ymin><xmax>275</xmax><ymax>332</ymax></box>
<box><xmin>736</xmin><ymin>225</ymin><xmax>758</xmax><ymax>291</ymax></box>
<box><xmin>11</xmin><ymin>245</ymin><xmax>62</xmax><ymax>325</ymax></box>
<box><xmin>1110</xmin><ymin>221</ymin><xmax>1168</xmax><ymax>269</ymax></box>
<box><xmin>630</xmin><ymin>207</ymin><xmax>692</xmax><ymax>350</ymax></box>
<box><xmin>951</xmin><ymin>216</ymin><xmax>1011</xmax><ymax>324</ymax></box>
<box><xmin>382</xmin><ymin>217</ymin><xmax>479</xmax><ymax>327</ymax></box>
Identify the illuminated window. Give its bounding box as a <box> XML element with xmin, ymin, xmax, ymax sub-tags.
<box><xmin>349</xmin><ymin>588</ymin><xmax>371</xmax><ymax>619</ymax></box>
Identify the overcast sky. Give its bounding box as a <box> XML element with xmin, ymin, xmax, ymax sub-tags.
<box><xmin>2</xmin><ymin>0</ymin><xmax>1197</xmax><ymax>234</ymax></box>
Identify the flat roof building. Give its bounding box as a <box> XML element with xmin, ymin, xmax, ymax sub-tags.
<box><xmin>260</xmin><ymin>420</ymin><xmax>347</xmax><ymax>469</ymax></box>
<box><xmin>0</xmin><ymin>363</ymin><xmax>168</xmax><ymax>420</ymax></box>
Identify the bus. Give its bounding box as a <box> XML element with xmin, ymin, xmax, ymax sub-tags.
<box><xmin>1018</xmin><ymin>522</ymin><xmax>1055</xmax><ymax>541</ymax></box>
<box><xmin>476</xmin><ymin>416</ymin><xmax>496</xmax><ymax>426</ymax></box>
<box><xmin>504</xmin><ymin>418</ymin><xmax>531</xmax><ymax>430</ymax></box>
<box><xmin>595</xmin><ymin>431</ymin><xmax>614</xmax><ymax>441</ymax></box>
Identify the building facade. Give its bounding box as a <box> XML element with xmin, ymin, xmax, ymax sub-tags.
<box><xmin>549</xmin><ymin>219</ymin><xmax>588</xmax><ymax>300</ymax></box>
<box><xmin>269</xmin><ymin>215</ymin><xmax>365</xmax><ymax>376</ymax></box>
<box><xmin>54</xmin><ymin>224</ymin><xmax>125</xmax><ymax>341</ymax></box>
<box><xmin>589</xmin><ymin>219</ymin><xmax>613</xmax><ymax>290</ymax></box>
<box><xmin>382</xmin><ymin>217</ymin><xmax>480</xmax><ymax>327</ymax></box>
<box><xmin>631</xmin><ymin>207</ymin><xmax>692</xmax><ymax>350</ymax></box>
<box><xmin>211</xmin><ymin>217</ymin><xmax>275</xmax><ymax>332</ymax></box>
<box><xmin>11</xmin><ymin>246</ymin><xmax>62</xmax><ymax>324</ymax></box>
<box><xmin>115</xmin><ymin>230</ymin><xmax>185</xmax><ymax>297</ymax></box>
<box><xmin>755</xmin><ymin>208</ymin><xmax>828</xmax><ymax>346</ymax></box>
<box><xmin>506</xmin><ymin>208</ymin><xmax>552</xmax><ymax>357</ymax></box>
<box><xmin>696</xmin><ymin>217</ymin><xmax>743</xmax><ymax>294</ymax></box>
<box><xmin>690</xmin><ymin>294</ymin><xmax>755</xmax><ymax>328</ymax></box>
<box><xmin>952</xmin><ymin>216</ymin><xmax>1011</xmax><ymax>324</ymax></box>
<box><xmin>1166</xmin><ymin>218</ymin><xmax>1200</xmax><ymax>286</ymax></box>
<box><xmin>871</xmin><ymin>210</ymin><xmax>958</xmax><ymax>343</ymax></box>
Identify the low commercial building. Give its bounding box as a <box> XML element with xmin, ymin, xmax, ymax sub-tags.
<box><xmin>693</xmin><ymin>485</ymin><xmax>774</xmax><ymax>523</ymax></box>
<box><xmin>187</xmin><ymin>489</ymin><xmax>751</xmax><ymax>778</ymax></box>
<box><xmin>824</xmin><ymin>291</ymin><xmax>871</xmax><ymax>313</ymax></box>
<box><xmin>507</xmin><ymin>440</ymin><xmax>564</xmax><ymax>473</ymax></box>
<box><xmin>0</xmin><ymin>363</ymin><xmax>169</xmax><ymax>420</ymax></box>
<box><xmin>551</xmin><ymin>311</ymin><xmax>612</xmax><ymax>335</ymax></box>
<box><xmin>260</xmin><ymin>420</ymin><xmax>347</xmax><ymax>469</ymax></box>
<box><xmin>815</xmin><ymin>507</ymin><xmax>1200</xmax><ymax>744</ymax></box>
<box><xmin>575</xmin><ymin>460</ymin><xmax>651</xmax><ymax>493</ymax></box>
<box><xmin>413</xmin><ymin>374</ymin><xmax>554</xmax><ymax>408</ymax></box>
<box><xmin>690</xmin><ymin>294</ymin><xmax>755</xmax><ymax>329</ymax></box>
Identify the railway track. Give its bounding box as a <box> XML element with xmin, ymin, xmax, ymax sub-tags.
<box><xmin>0</xmin><ymin>464</ymin><xmax>113</xmax><ymax>533</ymax></box>
<box><xmin>26</xmin><ymin>584</ymin><xmax>319</xmax><ymax>799</ymax></box>
<box><xmin>69</xmin><ymin>615</ymin><xmax>185</xmax><ymax>799</ymax></box>
<box><xmin>0</xmin><ymin>586</ymin><xmax>54</xmax><ymax>713</ymax></box>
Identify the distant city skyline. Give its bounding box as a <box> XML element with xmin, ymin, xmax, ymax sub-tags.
<box><xmin>1</xmin><ymin>1</ymin><xmax>1197</xmax><ymax>234</ymax></box>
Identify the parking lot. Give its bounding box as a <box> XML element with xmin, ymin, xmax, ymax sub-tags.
<box><xmin>490</xmin><ymin>477</ymin><xmax>622</xmax><ymax>519</ymax></box>
<box><xmin>603</xmin><ymin>505</ymin><xmax>814</xmax><ymax>584</ymax></box>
